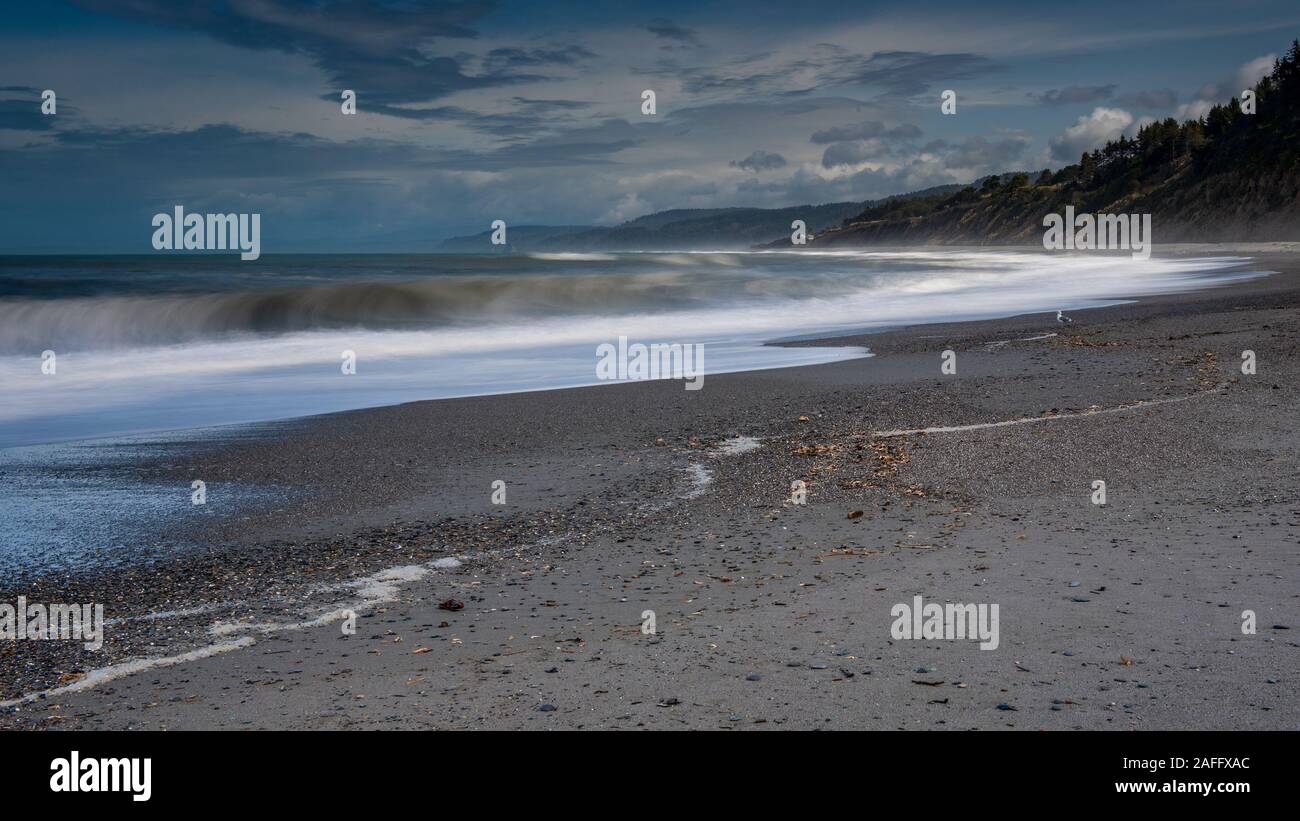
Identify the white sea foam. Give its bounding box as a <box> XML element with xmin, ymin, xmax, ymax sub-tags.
<box><xmin>527</xmin><ymin>252</ymin><xmax>617</xmax><ymax>261</ymax></box>
<box><xmin>714</xmin><ymin>436</ymin><xmax>762</xmax><ymax>456</ymax></box>
<box><xmin>209</xmin><ymin>563</ymin><xmax>435</xmax><ymax>638</ymax></box>
<box><xmin>0</xmin><ymin>556</ymin><xmax>470</xmax><ymax>707</ymax></box>
<box><xmin>0</xmin><ymin>252</ymin><xmax>1265</xmax><ymax>447</ymax></box>
<box><xmin>682</xmin><ymin>463</ymin><xmax>713</xmax><ymax>498</ymax></box>
<box><xmin>0</xmin><ymin>638</ymin><xmax>257</xmax><ymax>708</ymax></box>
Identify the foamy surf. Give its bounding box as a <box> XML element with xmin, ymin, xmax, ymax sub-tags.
<box><xmin>208</xmin><ymin>563</ymin><xmax>442</xmax><ymax>638</ymax></box>
<box><xmin>0</xmin><ymin>252</ymin><xmax>1268</xmax><ymax>449</ymax></box>
<box><xmin>682</xmin><ymin>463</ymin><xmax>714</xmax><ymax>499</ymax></box>
<box><xmin>1</xmin><ymin>556</ymin><xmax>471</xmax><ymax>707</ymax></box>
<box><xmin>679</xmin><ymin>435</ymin><xmax>764</xmax><ymax>499</ymax></box>
<box><xmin>0</xmin><ymin>638</ymin><xmax>258</xmax><ymax>709</ymax></box>
<box><xmin>713</xmin><ymin>435</ymin><xmax>762</xmax><ymax>456</ymax></box>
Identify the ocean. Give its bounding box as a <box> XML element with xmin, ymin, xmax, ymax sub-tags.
<box><xmin>0</xmin><ymin>249</ymin><xmax>1270</xmax><ymax>575</ymax></box>
<box><xmin>0</xmin><ymin>250</ymin><xmax>1265</xmax><ymax>449</ymax></box>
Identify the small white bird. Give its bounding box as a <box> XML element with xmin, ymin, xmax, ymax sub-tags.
<box><xmin>1056</xmin><ymin>309</ymin><xmax>1073</xmax><ymax>324</ymax></box>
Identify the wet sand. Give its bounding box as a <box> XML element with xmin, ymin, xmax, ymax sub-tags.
<box><xmin>2</xmin><ymin>250</ymin><xmax>1298</xmax><ymax>730</ymax></box>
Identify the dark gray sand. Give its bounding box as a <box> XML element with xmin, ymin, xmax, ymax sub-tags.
<box><xmin>3</xmin><ymin>250</ymin><xmax>1298</xmax><ymax>730</ymax></box>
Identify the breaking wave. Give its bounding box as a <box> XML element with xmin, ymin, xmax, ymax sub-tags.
<box><xmin>0</xmin><ymin>250</ymin><xmax>1270</xmax><ymax>447</ymax></box>
<box><xmin>0</xmin><ymin>250</ymin><xmax>1261</xmax><ymax>353</ymax></box>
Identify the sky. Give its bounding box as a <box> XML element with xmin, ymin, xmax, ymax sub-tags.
<box><xmin>0</xmin><ymin>0</ymin><xmax>1296</xmax><ymax>252</ymax></box>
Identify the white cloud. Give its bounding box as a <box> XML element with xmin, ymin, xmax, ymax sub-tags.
<box><xmin>1175</xmin><ymin>99</ymin><xmax>1215</xmax><ymax>121</ymax></box>
<box><xmin>1196</xmin><ymin>53</ymin><xmax>1278</xmax><ymax>103</ymax></box>
<box><xmin>1174</xmin><ymin>54</ymin><xmax>1276</xmax><ymax>124</ymax></box>
<box><xmin>1049</xmin><ymin>106</ymin><xmax>1133</xmax><ymax>162</ymax></box>
<box><xmin>1236</xmin><ymin>54</ymin><xmax>1277</xmax><ymax>92</ymax></box>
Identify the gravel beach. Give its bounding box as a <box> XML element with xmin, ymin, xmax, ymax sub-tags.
<box><xmin>3</xmin><ymin>248</ymin><xmax>1297</xmax><ymax>730</ymax></box>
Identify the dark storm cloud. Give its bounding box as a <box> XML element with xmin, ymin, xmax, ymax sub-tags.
<box><xmin>339</xmin><ymin>103</ymin><xmax>478</xmax><ymax>121</ymax></box>
<box><xmin>730</xmin><ymin>150</ymin><xmax>787</xmax><ymax>172</ymax></box>
<box><xmin>676</xmin><ymin>48</ymin><xmax>1000</xmax><ymax>99</ymax></box>
<box><xmin>72</xmin><ymin>0</ymin><xmax>573</xmax><ymax>111</ymax></box>
<box><xmin>371</xmin><ymin>96</ymin><xmax>594</xmax><ymax>137</ymax></box>
<box><xmin>481</xmin><ymin>44</ymin><xmax>598</xmax><ymax>71</ymax></box>
<box><xmin>475</xmin><ymin>97</ymin><xmax>594</xmax><ymax>136</ymax></box>
<box><xmin>667</xmin><ymin>51</ymin><xmax>785</xmax><ymax>95</ymax></box>
<box><xmin>680</xmin><ymin>68</ymin><xmax>790</xmax><ymax>95</ymax></box>
<box><xmin>0</xmin><ymin>86</ymin><xmax>71</xmax><ymax>131</ymax></box>
<box><xmin>821</xmin><ymin>140</ymin><xmax>889</xmax><ymax>168</ymax></box>
<box><xmin>1030</xmin><ymin>84</ymin><xmax>1117</xmax><ymax>105</ymax></box>
<box><xmin>810</xmin><ymin>120</ymin><xmax>921</xmax><ymax>144</ymax></box>
<box><xmin>646</xmin><ymin>18</ymin><xmax>701</xmax><ymax>46</ymax></box>
<box><xmin>73</xmin><ymin>0</ymin><xmax>490</xmax><ymax>50</ymax></box>
<box><xmin>511</xmin><ymin>97</ymin><xmax>593</xmax><ymax>111</ymax></box>
<box><xmin>813</xmin><ymin>49</ymin><xmax>1001</xmax><ymax>98</ymax></box>
<box><xmin>0</xmin><ymin>96</ymin><xmax>55</xmax><ymax>131</ymax></box>
<box><xmin>319</xmin><ymin>92</ymin><xmax>595</xmax><ymax>128</ymax></box>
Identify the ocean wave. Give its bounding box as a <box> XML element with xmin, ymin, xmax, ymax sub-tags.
<box><xmin>0</xmin><ymin>251</ymin><xmax>1256</xmax><ymax>353</ymax></box>
<box><xmin>526</xmin><ymin>252</ymin><xmax>618</xmax><ymax>261</ymax></box>
<box><xmin>0</xmin><ymin>253</ymin><xmax>1264</xmax><ymax>438</ymax></box>
<box><xmin>0</xmin><ymin>270</ymin><xmax>719</xmax><ymax>352</ymax></box>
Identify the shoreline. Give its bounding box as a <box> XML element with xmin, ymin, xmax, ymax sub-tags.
<box><xmin>2</xmin><ymin>250</ymin><xmax>1298</xmax><ymax>729</ymax></box>
<box><xmin>0</xmin><ymin>246</ymin><xmax>1267</xmax><ymax>451</ymax></box>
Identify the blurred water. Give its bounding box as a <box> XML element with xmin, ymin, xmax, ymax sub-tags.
<box><xmin>0</xmin><ymin>433</ymin><xmax>284</xmax><ymax>578</ymax></box>
<box><xmin>0</xmin><ymin>250</ymin><xmax>1264</xmax><ymax>448</ymax></box>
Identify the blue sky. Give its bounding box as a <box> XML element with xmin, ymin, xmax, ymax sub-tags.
<box><xmin>1</xmin><ymin>0</ymin><xmax>1296</xmax><ymax>252</ymax></box>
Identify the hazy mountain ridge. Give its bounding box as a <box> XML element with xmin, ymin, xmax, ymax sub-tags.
<box><xmin>437</xmin><ymin>187</ymin><xmax>963</xmax><ymax>252</ymax></box>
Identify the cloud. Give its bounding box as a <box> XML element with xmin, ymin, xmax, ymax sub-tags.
<box><xmin>810</xmin><ymin>120</ymin><xmax>920</xmax><ymax>144</ymax></box>
<box><xmin>736</xmin><ymin>152</ymin><xmax>972</xmax><ymax>207</ymax></box>
<box><xmin>512</xmin><ymin>97</ymin><xmax>592</xmax><ymax>110</ymax></box>
<box><xmin>730</xmin><ymin>150</ymin><xmax>787</xmax><ymax>172</ymax></box>
<box><xmin>10</xmin><ymin>3</ymin><xmax>1287</xmax><ymax>249</ymax></box>
<box><xmin>480</xmin><ymin>45</ymin><xmax>597</xmax><ymax>72</ymax></box>
<box><xmin>1115</xmin><ymin>88</ymin><xmax>1178</xmax><ymax>109</ymax></box>
<box><xmin>1030</xmin><ymin>84</ymin><xmax>1116</xmax><ymax>105</ymax></box>
<box><xmin>674</xmin><ymin>47</ymin><xmax>1000</xmax><ymax>99</ymax></box>
<box><xmin>923</xmin><ymin>135</ymin><xmax>1029</xmax><ymax>170</ymax></box>
<box><xmin>0</xmin><ymin>93</ymin><xmax>56</xmax><ymax>131</ymax></box>
<box><xmin>1174</xmin><ymin>99</ymin><xmax>1215</xmax><ymax>121</ymax></box>
<box><xmin>423</xmin><ymin>97</ymin><xmax>596</xmax><ymax>137</ymax></box>
<box><xmin>72</xmin><ymin>0</ymin><xmax>570</xmax><ymax>114</ymax></box>
<box><xmin>1049</xmin><ymin>106</ymin><xmax>1134</xmax><ymax>162</ymax></box>
<box><xmin>814</xmin><ymin>49</ymin><xmax>1001</xmax><ymax>98</ymax></box>
<box><xmin>677</xmin><ymin>61</ymin><xmax>790</xmax><ymax>96</ymax></box>
<box><xmin>811</xmin><ymin>120</ymin><xmax>926</xmax><ymax>170</ymax></box>
<box><xmin>821</xmin><ymin>139</ymin><xmax>889</xmax><ymax>168</ymax></box>
<box><xmin>1236</xmin><ymin>55</ymin><xmax>1278</xmax><ymax>92</ymax></box>
<box><xmin>5</xmin><ymin>123</ymin><xmax>429</xmax><ymax>182</ymax></box>
<box><xmin>1196</xmin><ymin>53</ymin><xmax>1278</xmax><ymax>101</ymax></box>
<box><xmin>646</xmin><ymin>18</ymin><xmax>701</xmax><ymax>47</ymax></box>
<box><xmin>1163</xmin><ymin>54</ymin><xmax>1278</xmax><ymax>126</ymax></box>
<box><xmin>425</xmin><ymin>118</ymin><xmax>645</xmax><ymax>170</ymax></box>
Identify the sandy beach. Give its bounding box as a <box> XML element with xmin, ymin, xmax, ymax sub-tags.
<box><xmin>2</xmin><ymin>248</ymin><xmax>1297</xmax><ymax>731</ymax></box>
